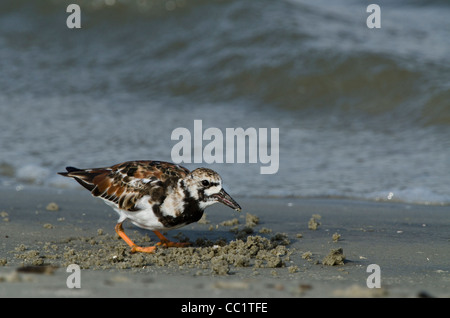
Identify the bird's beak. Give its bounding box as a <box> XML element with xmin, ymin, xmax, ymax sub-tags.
<box><xmin>214</xmin><ymin>188</ymin><xmax>241</xmax><ymax>212</ymax></box>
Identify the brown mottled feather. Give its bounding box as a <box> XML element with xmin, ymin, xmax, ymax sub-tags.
<box><xmin>58</xmin><ymin>161</ymin><xmax>190</xmax><ymax>212</ymax></box>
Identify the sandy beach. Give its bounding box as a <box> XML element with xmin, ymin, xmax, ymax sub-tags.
<box><xmin>0</xmin><ymin>186</ymin><xmax>448</xmax><ymax>298</ymax></box>
<box><xmin>1</xmin><ymin>0</ymin><xmax>449</xmax><ymax>304</ymax></box>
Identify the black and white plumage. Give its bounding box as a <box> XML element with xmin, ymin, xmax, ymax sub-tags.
<box><xmin>58</xmin><ymin>160</ymin><xmax>241</xmax><ymax>253</ymax></box>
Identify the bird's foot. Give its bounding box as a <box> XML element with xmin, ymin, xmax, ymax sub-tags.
<box><xmin>156</xmin><ymin>240</ymin><xmax>191</xmax><ymax>248</ymax></box>
<box><xmin>130</xmin><ymin>245</ymin><xmax>157</xmax><ymax>253</ymax></box>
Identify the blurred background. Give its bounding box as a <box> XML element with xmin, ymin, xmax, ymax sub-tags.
<box><xmin>0</xmin><ymin>0</ymin><xmax>449</xmax><ymax>204</ymax></box>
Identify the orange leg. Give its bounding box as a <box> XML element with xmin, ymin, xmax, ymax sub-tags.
<box><xmin>114</xmin><ymin>223</ymin><xmax>156</xmax><ymax>253</ymax></box>
<box><xmin>114</xmin><ymin>223</ymin><xmax>190</xmax><ymax>253</ymax></box>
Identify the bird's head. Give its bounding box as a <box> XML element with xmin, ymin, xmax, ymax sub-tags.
<box><xmin>182</xmin><ymin>168</ymin><xmax>241</xmax><ymax>211</ymax></box>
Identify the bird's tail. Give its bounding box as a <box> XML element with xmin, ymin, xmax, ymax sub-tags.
<box><xmin>57</xmin><ymin>166</ymin><xmax>81</xmax><ymax>177</ymax></box>
<box><xmin>58</xmin><ymin>166</ymin><xmax>107</xmax><ymax>192</ymax></box>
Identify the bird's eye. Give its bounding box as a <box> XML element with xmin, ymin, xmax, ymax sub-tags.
<box><xmin>202</xmin><ymin>180</ymin><xmax>210</xmax><ymax>187</ymax></box>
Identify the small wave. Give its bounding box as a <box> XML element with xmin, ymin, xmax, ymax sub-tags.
<box><xmin>1</xmin><ymin>162</ymin><xmax>449</xmax><ymax>206</ymax></box>
<box><xmin>1</xmin><ymin>0</ymin><xmax>448</xmax><ymax>128</ymax></box>
<box><xmin>15</xmin><ymin>164</ymin><xmax>51</xmax><ymax>185</ymax></box>
<box><xmin>365</xmin><ymin>188</ymin><xmax>450</xmax><ymax>206</ymax></box>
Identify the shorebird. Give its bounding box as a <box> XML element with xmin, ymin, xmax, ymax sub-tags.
<box><xmin>58</xmin><ymin>160</ymin><xmax>241</xmax><ymax>253</ymax></box>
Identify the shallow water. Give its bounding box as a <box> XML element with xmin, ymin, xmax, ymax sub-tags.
<box><xmin>0</xmin><ymin>0</ymin><xmax>449</xmax><ymax>204</ymax></box>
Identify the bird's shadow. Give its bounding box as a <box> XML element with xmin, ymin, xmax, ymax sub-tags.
<box><xmin>126</xmin><ymin>225</ymin><xmax>238</xmax><ymax>248</ymax></box>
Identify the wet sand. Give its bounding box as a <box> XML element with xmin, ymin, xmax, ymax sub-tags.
<box><xmin>0</xmin><ymin>186</ymin><xmax>449</xmax><ymax>297</ymax></box>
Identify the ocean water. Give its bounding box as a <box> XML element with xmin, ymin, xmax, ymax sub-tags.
<box><xmin>0</xmin><ymin>0</ymin><xmax>449</xmax><ymax>205</ymax></box>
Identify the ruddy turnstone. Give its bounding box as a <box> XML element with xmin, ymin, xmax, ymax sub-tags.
<box><xmin>58</xmin><ymin>160</ymin><xmax>241</xmax><ymax>253</ymax></box>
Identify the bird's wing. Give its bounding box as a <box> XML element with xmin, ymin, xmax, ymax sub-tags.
<box><xmin>58</xmin><ymin>160</ymin><xmax>190</xmax><ymax>211</ymax></box>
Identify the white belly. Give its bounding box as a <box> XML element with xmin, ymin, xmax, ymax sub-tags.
<box><xmin>102</xmin><ymin>195</ymin><xmax>182</xmax><ymax>231</ymax></box>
